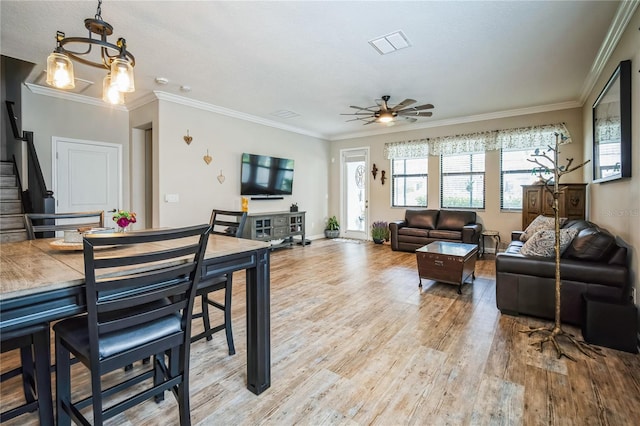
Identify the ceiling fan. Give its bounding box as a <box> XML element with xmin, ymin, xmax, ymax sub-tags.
<box><xmin>342</xmin><ymin>95</ymin><xmax>434</xmax><ymax>125</ymax></box>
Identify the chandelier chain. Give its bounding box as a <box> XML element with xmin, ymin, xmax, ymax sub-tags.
<box><xmin>95</xmin><ymin>0</ymin><xmax>103</xmax><ymax>20</ymax></box>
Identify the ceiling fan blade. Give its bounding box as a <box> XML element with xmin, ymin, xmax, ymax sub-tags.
<box><xmin>363</xmin><ymin>119</ymin><xmax>377</xmax><ymax>125</ymax></box>
<box><xmin>401</xmin><ymin>116</ymin><xmax>418</xmax><ymax>123</ymax></box>
<box><xmin>390</xmin><ymin>99</ymin><xmax>416</xmax><ymax>111</ymax></box>
<box><xmin>350</xmin><ymin>105</ymin><xmax>378</xmax><ymax>112</ymax></box>
<box><xmin>341</xmin><ymin>112</ymin><xmax>375</xmax><ymax>116</ymax></box>
<box><xmin>398</xmin><ymin>110</ymin><xmax>433</xmax><ymax>117</ymax></box>
<box><xmin>409</xmin><ymin>103</ymin><xmax>434</xmax><ymax>111</ymax></box>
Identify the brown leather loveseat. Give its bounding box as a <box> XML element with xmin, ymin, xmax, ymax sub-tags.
<box><xmin>496</xmin><ymin>220</ymin><xmax>630</xmax><ymax>325</ymax></box>
<box><xmin>390</xmin><ymin>209</ymin><xmax>482</xmax><ymax>252</ymax></box>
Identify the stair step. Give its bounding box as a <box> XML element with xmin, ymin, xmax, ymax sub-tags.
<box><xmin>0</xmin><ymin>162</ymin><xmax>14</xmax><ymax>175</ymax></box>
<box><xmin>0</xmin><ymin>201</ymin><xmax>22</xmax><ymax>214</ymax></box>
<box><xmin>0</xmin><ymin>229</ymin><xmax>27</xmax><ymax>243</ymax></box>
<box><xmin>0</xmin><ymin>187</ymin><xmax>19</xmax><ymax>200</ymax></box>
<box><xmin>0</xmin><ymin>214</ymin><xmax>25</xmax><ymax>230</ymax></box>
<box><xmin>0</xmin><ymin>176</ymin><xmax>17</xmax><ymax>186</ymax></box>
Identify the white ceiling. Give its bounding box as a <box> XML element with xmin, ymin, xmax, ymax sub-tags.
<box><xmin>0</xmin><ymin>1</ymin><xmax>631</xmax><ymax>140</ymax></box>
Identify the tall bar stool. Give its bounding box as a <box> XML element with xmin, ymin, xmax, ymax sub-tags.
<box><xmin>24</xmin><ymin>210</ymin><xmax>105</xmax><ymax>240</ymax></box>
<box><xmin>54</xmin><ymin>225</ymin><xmax>210</xmax><ymax>425</ymax></box>
<box><xmin>191</xmin><ymin>210</ymin><xmax>247</xmax><ymax>355</ymax></box>
<box><xmin>0</xmin><ymin>323</ymin><xmax>54</xmax><ymax>425</ymax></box>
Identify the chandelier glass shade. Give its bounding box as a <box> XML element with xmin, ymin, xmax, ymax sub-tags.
<box><xmin>45</xmin><ymin>0</ymin><xmax>135</xmax><ymax>104</ymax></box>
<box><xmin>102</xmin><ymin>74</ymin><xmax>124</xmax><ymax>105</ymax></box>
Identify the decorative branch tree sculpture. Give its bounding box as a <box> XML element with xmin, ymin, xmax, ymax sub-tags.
<box><xmin>520</xmin><ymin>133</ymin><xmax>598</xmax><ymax>361</ymax></box>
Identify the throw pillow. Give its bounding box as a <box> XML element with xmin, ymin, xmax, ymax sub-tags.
<box><xmin>520</xmin><ymin>228</ymin><xmax>579</xmax><ymax>258</ymax></box>
<box><xmin>520</xmin><ymin>215</ymin><xmax>568</xmax><ymax>241</ymax></box>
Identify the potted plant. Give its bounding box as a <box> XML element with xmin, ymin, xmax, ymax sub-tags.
<box><xmin>324</xmin><ymin>216</ymin><xmax>340</xmax><ymax>239</ymax></box>
<box><xmin>371</xmin><ymin>221</ymin><xmax>389</xmax><ymax>244</ymax></box>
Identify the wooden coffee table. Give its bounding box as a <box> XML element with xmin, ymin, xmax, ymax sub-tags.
<box><xmin>416</xmin><ymin>241</ymin><xmax>478</xmax><ymax>294</ymax></box>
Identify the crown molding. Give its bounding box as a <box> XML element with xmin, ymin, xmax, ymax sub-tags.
<box><xmin>579</xmin><ymin>0</ymin><xmax>639</xmax><ymax>105</ymax></box>
<box><xmin>329</xmin><ymin>100</ymin><xmax>581</xmax><ymax>141</ymax></box>
<box><xmin>152</xmin><ymin>91</ymin><xmax>328</xmax><ymax>140</ymax></box>
<box><xmin>24</xmin><ymin>83</ymin><xmax>128</xmax><ymax>111</ymax></box>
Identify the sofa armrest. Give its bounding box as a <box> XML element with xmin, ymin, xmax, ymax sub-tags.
<box><xmin>389</xmin><ymin>220</ymin><xmax>407</xmax><ymax>251</ymax></box>
<box><xmin>511</xmin><ymin>231</ymin><xmax>524</xmax><ymax>241</ymax></box>
<box><xmin>461</xmin><ymin>223</ymin><xmax>482</xmax><ymax>244</ymax></box>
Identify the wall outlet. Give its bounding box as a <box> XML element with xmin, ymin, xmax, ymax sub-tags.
<box><xmin>165</xmin><ymin>193</ymin><xmax>179</xmax><ymax>203</ymax></box>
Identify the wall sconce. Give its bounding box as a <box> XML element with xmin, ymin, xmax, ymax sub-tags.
<box><xmin>381</xmin><ymin>170</ymin><xmax>386</xmax><ymax>185</ymax></box>
<box><xmin>372</xmin><ymin>163</ymin><xmax>378</xmax><ymax>180</ymax></box>
<box><xmin>184</xmin><ymin>130</ymin><xmax>192</xmax><ymax>145</ymax></box>
<box><xmin>217</xmin><ymin>170</ymin><xmax>225</xmax><ymax>184</ymax></box>
<box><xmin>203</xmin><ymin>149</ymin><xmax>212</xmax><ymax>165</ymax></box>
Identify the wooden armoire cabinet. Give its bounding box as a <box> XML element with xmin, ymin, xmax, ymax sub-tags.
<box><xmin>521</xmin><ymin>183</ymin><xmax>587</xmax><ymax>230</ymax></box>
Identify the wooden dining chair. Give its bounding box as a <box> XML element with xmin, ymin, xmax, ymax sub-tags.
<box><xmin>24</xmin><ymin>211</ymin><xmax>105</xmax><ymax>240</ymax></box>
<box><xmin>191</xmin><ymin>210</ymin><xmax>247</xmax><ymax>355</ymax></box>
<box><xmin>53</xmin><ymin>224</ymin><xmax>210</xmax><ymax>426</ymax></box>
<box><xmin>0</xmin><ymin>324</ymin><xmax>54</xmax><ymax>425</ymax></box>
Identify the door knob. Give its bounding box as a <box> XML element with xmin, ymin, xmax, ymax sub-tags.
<box><xmin>108</xmin><ymin>209</ymin><xmax>117</xmax><ymax>213</ymax></box>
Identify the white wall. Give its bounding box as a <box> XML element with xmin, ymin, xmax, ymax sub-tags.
<box><xmin>583</xmin><ymin>8</ymin><xmax>640</xmax><ymax>319</ymax></box>
<box><xmin>155</xmin><ymin>100</ymin><xmax>330</xmax><ymax>237</ymax></box>
<box><xmin>329</xmin><ymin>107</ymin><xmax>583</xmax><ymax>243</ymax></box>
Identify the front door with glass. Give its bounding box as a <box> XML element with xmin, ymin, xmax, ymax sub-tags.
<box><xmin>341</xmin><ymin>148</ymin><xmax>369</xmax><ymax>240</ymax></box>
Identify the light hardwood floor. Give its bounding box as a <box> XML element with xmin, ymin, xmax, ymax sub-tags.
<box><xmin>2</xmin><ymin>238</ymin><xmax>639</xmax><ymax>425</ymax></box>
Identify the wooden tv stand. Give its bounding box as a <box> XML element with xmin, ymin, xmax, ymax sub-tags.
<box><xmin>242</xmin><ymin>211</ymin><xmax>305</xmax><ymax>249</ymax></box>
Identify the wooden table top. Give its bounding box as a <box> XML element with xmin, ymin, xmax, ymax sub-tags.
<box><xmin>0</xmin><ymin>234</ymin><xmax>270</xmax><ymax>301</ymax></box>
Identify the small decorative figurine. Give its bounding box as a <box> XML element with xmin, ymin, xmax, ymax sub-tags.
<box><xmin>380</xmin><ymin>170</ymin><xmax>386</xmax><ymax>185</ymax></box>
<box><xmin>372</xmin><ymin>163</ymin><xmax>378</xmax><ymax>180</ymax></box>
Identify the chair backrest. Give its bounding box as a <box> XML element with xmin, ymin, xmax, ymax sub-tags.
<box><xmin>82</xmin><ymin>224</ymin><xmax>210</xmax><ymax>363</ymax></box>
<box><xmin>209</xmin><ymin>210</ymin><xmax>247</xmax><ymax>237</ymax></box>
<box><xmin>24</xmin><ymin>211</ymin><xmax>105</xmax><ymax>240</ymax></box>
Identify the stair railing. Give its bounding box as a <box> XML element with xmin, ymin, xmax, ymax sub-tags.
<box><xmin>5</xmin><ymin>101</ymin><xmax>55</xmax><ymax>215</ymax></box>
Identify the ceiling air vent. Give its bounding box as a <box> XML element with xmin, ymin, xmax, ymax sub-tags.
<box><xmin>369</xmin><ymin>30</ymin><xmax>411</xmax><ymax>55</ymax></box>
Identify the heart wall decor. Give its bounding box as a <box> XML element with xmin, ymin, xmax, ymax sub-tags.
<box><xmin>203</xmin><ymin>150</ymin><xmax>212</xmax><ymax>165</ymax></box>
<box><xmin>184</xmin><ymin>130</ymin><xmax>193</xmax><ymax>145</ymax></box>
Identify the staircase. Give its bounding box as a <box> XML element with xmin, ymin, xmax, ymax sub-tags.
<box><xmin>0</xmin><ymin>161</ymin><xmax>27</xmax><ymax>242</ymax></box>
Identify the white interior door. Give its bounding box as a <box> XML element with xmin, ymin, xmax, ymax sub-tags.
<box><xmin>341</xmin><ymin>148</ymin><xmax>369</xmax><ymax>240</ymax></box>
<box><xmin>53</xmin><ymin>137</ymin><xmax>122</xmax><ymax>229</ymax></box>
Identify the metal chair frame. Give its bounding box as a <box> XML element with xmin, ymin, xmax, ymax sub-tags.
<box><xmin>0</xmin><ymin>323</ymin><xmax>54</xmax><ymax>425</ymax></box>
<box><xmin>54</xmin><ymin>225</ymin><xmax>210</xmax><ymax>426</ymax></box>
<box><xmin>191</xmin><ymin>210</ymin><xmax>247</xmax><ymax>355</ymax></box>
<box><xmin>24</xmin><ymin>211</ymin><xmax>105</xmax><ymax>240</ymax></box>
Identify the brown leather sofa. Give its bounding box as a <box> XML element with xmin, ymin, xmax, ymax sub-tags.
<box><xmin>496</xmin><ymin>220</ymin><xmax>630</xmax><ymax>325</ymax></box>
<box><xmin>390</xmin><ymin>209</ymin><xmax>482</xmax><ymax>252</ymax></box>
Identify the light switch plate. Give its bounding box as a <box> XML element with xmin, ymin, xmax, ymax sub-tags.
<box><xmin>165</xmin><ymin>194</ymin><xmax>179</xmax><ymax>203</ymax></box>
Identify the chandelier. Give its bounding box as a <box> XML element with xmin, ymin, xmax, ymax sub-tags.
<box><xmin>45</xmin><ymin>0</ymin><xmax>135</xmax><ymax>105</ymax></box>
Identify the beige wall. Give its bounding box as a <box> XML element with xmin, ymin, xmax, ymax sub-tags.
<box><xmin>154</xmin><ymin>100</ymin><xmax>330</xmax><ymax>237</ymax></box>
<box><xmin>21</xmin><ymin>86</ymin><xmax>130</xmax><ymax>205</ymax></box>
<box><xmin>583</xmin><ymin>9</ymin><xmax>640</xmax><ymax>311</ymax></box>
<box><xmin>329</xmin><ymin>107</ymin><xmax>584</xmax><ymax>244</ymax></box>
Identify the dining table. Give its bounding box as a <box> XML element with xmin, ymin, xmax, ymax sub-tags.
<box><xmin>0</xmin><ymin>233</ymin><xmax>272</xmax><ymax>396</ymax></box>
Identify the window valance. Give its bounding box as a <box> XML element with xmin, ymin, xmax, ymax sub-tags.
<box><xmin>385</xmin><ymin>122</ymin><xmax>571</xmax><ymax>158</ymax></box>
<box><xmin>384</xmin><ymin>138</ymin><xmax>429</xmax><ymax>159</ymax></box>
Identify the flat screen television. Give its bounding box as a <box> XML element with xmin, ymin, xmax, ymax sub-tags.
<box><xmin>240</xmin><ymin>153</ymin><xmax>294</xmax><ymax>196</ymax></box>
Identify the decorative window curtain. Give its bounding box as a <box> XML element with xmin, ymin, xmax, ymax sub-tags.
<box><xmin>495</xmin><ymin>122</ymin><xmax>572</xmax><ymax>150</ymax></box>
<box><xmin>384</xmin><ymin>138</ymin><xmax>429</xmax><ymax>159</ymax></box>
<box><xmin>385</xmin><ymin>123</ymin><xmax>571</xmax><ymax>158</ymax></box>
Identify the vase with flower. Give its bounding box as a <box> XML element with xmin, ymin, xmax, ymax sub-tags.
<box><xmin>113</xmin><ymin>210</ymin><xmax>137</xmax><ymax>232</ymax></box>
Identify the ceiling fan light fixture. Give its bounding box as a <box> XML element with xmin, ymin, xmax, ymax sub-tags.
<box><xmin>377</xmin><ymin>112</ymin><xmax>394</xmax><ymax>123</ymax></box>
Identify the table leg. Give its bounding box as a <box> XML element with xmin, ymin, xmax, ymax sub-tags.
<box><xmin>245</xmin><ymin>248</ymin><xmax>271</xmax><ymax>395</ymax></box>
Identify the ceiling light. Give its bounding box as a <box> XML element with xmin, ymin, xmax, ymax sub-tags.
<box><xmin>369</xmin><ymin>31</ymin><xmax>411</xmax><ymax>55</ymax></box>
<box><xmin>45</xmin><ymin>0</ymin><xmax>135</xmax><ymax>104</ymax></box>
<box><xmin>155</xmin><ymin>77</ymin><xmax>169</xmax><ymax>85</ymax></box>
<box><xmin>376</xmin><ymin>112</ymin><xmax>394</xmax><ymax>123</ymax></box>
